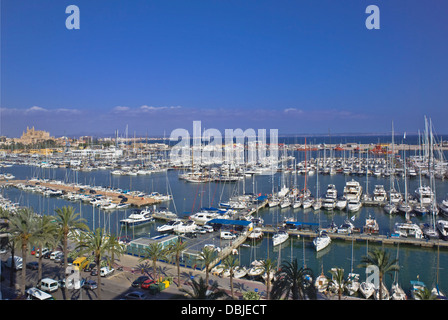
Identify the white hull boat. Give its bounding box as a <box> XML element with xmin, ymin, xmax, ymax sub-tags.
<box><xmin>313</xmin><ymin>232</ymin><xmax>331</xmax><ymax>252</ymax></box>
<box><xmin>272</xmin><ymin>231</ymin><xmax>289</xmax><ymax>246</ymax></box>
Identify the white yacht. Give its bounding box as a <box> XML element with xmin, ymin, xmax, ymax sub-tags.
<box><xmin>325</xmin><ymin>184</ymin><xmax>338</xmax><ymax>200</ymax></box>
<box><xmin>347</xmin><ymin>199</ymin><xmax>362</xmax><ymax>212</ymax></box>
<box><xmin>335</xmin><ymin>197</ymin><xmax>347</xmax><ymax>210</ymax></box>
<box><xmin>173</xmin><ymin>220</ymin><xmax>197</xmax><ymax>233</ymax></box>
<box><xmin>436</xmin><ymin>220</ymin><xmax>448</xmax><ymax>240</ymax></box>
<box><xmin>373</xmin><ymin>185</ymin><xmax>387</xmax><ymax>202</ymax></box>
<box><xmin>120</xmin><ymin>209</ymin><xmax>154</xmax><ymax>227</ymax></box>
<box><xmin>388</xmin><ymin>189</ymin><xmax>402</xmax><ymax>204</ymax></box>
<box><xmin>156</xmin><ymin>219</ymin><xmax>182</xmax><ymax>232</ymax></box>
<box><xmin>322</xmin><ymin>197</ymin><xmax>336</xmax><ymax>210</ymax></box>
<box><xmin>359</xmin><ymin>281</ymin><xmax>375</xmax><ymax>299</ymax></box>
<box><xmin>394</xmin><ymin>222</ymin><xmax>423</xmax><ymax>239</ymax></box>
<box><xmin>272</xmin><ymin>231</ymin><xmax>289</xmax><ymax>246</ymax></box>
<box><xmin>415</xmin><ymin>185</ymin><xmax>434</xmax><ymax>206</ymax></box>
<box><xmin>343</xmin><ymin>179</ymin><xmax>363</xmax><ymax>201</ymax></box>
<box><xmin>313</xmin><ymin>231</ymin><xmax>331</xmax><ymax>251</ymax></box>
<box><xmin>247</xmin><ymin>227</ymin><xmax>263</xmax><ymax>240</ymax></box>
<box><xmin>189</xmin><ymin>211</ymin><xmax>221</xmax><ymax>224</ymax></box>
<box><xmin>100</xmin><ymin>202</ymin><xmax>117</xmax><ymax>210</ymax></box>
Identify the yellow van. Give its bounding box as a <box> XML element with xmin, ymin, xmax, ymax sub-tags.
<box><xmin>73</xmin><ymin>257</ymin><xmax>89</xmax><ymax>271</ymax></box>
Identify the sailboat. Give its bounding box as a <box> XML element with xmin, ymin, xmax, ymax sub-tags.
<box><xmin>346</xmin><ymin>239</ymin><xmax>360</xmax><ymax>296</ymax></box>
<box><xmin>359</xmin><ymin>281</ymin><xmax>375</xmax><ymax>299</ymax></box>
<box><xmin>384</xmin><ymin>122</ymin><xmax>399</xmax><ymax>215</ymax></box>
<box><xmin>397</xmin><ymin>145</ymin><xmax>413</xmax><ymax>214</ymax></box>
<box><xmin>272</xmin><ymin>230</ymin><xmax>289</xmax><ymax>246</ymax></box>
<box><xmin>391</xmin><ymin>244</ymin><xmax>407</xmax><ymax>300</ymax></box>
<box><xmin>247</xmin><ymin>260</ymin><xmax>265</xmax><ymax>277</ymax></box>
<box><xmin>314</xmin><ymin>267</ymin><xmax>329</xmax><ymax>293</ymax></box>
<box><xmin>312</xmin><ymin>159</ymin><xmax>322</xmax><ymax>210</ymax></box>
<box><xmin>374</xmin><ymin>282</ymin><xmax>390</xmax><ymax>300</ymax></box>
<box><xmin>313</xmin><ymin>231</ymin><xmax>331</xmax><ymax>252</ymax></box>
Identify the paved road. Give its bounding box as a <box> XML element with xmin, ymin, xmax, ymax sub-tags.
<box><xmin>1</xmin><ymin>250</ymin><xmax>269</xmax><ymax>300</ymax></box>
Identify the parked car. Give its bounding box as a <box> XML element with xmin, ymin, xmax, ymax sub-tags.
<box><xmin>50</xmin><ymin>251</ymin><xmax>62</xmax><ymax>260</ymax></box>
<box><xmin>132</xmin><ymin>276</ymin><xmax>149</xmax><ymax>287</ymax></box>
<box><xmin>84</xmin><ymin>263</ymin><xmax>96</xmax><ymax>272</ymax></box>
<box><xmin>90</xmin><ymin>268</ymin><xmax>98</xmax><ymax>276</ymax></box>
<box><xmin>82</xmin><ymin>279</ymin><xmax>98</xmax><ymax>290</ymax></box>
<box><xmin>124</xmin><ymin>291</ymin><xmax>147</xmax><ymax>300</ymax></box>
<box><xmin>141</xmin><ymin>279</ymin><xmax>156</xmax><ymax>289</ymax></box>
<box><xmin>26</xmin><ymin>261</ymin><xmax>39</xmax><ymax>270</ymax></box>
<box><xmin>54</xmin><ymin>253</ymin><xmax>64</xmax><ymax>263</ymax></box>
<box><xmin>35</xmin><ymin>248</ymin><xmax>50</xmax><ymax>258</ymax></box>
<box><xmin>203</xmin><ymin>225</ymin><xmax>214</xmax><ymax>233</ymax></box>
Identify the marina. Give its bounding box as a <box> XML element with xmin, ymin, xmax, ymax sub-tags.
<box><xmin>2</xmin><ymin>127</ymin><xmax>448</xmax><ymax>299</ymax></box>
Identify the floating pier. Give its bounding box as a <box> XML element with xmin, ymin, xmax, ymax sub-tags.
<box><xmin>260</xmin><ymin>226</ymin><xmax>448</xmax><ymax>249</ymax></box>
<box><xmin>0</xmin><ymin>179</ymin><xmax>161</xmax><ymax>208</ymax></box>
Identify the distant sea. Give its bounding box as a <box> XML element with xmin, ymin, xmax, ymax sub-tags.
<box><xmin>153</xmin><ymin>134</ymin><xmax>448</xmax><ymax>146</ymax></box>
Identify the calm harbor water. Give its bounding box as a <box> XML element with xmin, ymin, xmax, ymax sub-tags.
<box><xmin>1</xmin><ymin>163</ymin><xmax>448</xmax><ymax>296</ymax></box>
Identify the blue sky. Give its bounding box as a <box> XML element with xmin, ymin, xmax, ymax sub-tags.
<box><xmin>1</xmin><ymin>0</ymin><xmax>447</xmax><ymax>137</ymax></box>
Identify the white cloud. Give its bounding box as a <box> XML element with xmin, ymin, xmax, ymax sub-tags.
<box><xmin>26</xmin><ymin>106</ymin><xmax>48</xmax><ymax>113</ymax></box>
<box><xmin>112</xmin><ymin>106</ymin><xmax>130</xmax><ymax>113</ymax></box>
<box><xmin>139</xmin><ymin>105</ymin><xmax>182</xmax><ymax>112</ymax></box>
<box><xmin>284</xmin><ymin>108</ymin><xmax>304</xmax><ymax>114</ymax></box>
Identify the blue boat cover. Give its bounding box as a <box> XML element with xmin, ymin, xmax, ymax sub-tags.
<box><xmin>206</xmin><ymin>219</ymin><xmax>252</xmax><ymax>227</ymax></box>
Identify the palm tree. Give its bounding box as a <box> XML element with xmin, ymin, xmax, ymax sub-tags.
<box><xmin>167</xmin><ymin>238</ymin><xmax>188</xmax><ymax>287</ymax></box>
<box><xmin>328</xmin><ymin>267</ymin><xmax>349</xmax><ymax>300</ymax></box>
<box><xmin>54</xmin><ymin>206</ymin><xmax>87</xmax><ymax>297</ymax></box>
<box><xmin>0</xmin><ymin>208</ymin><xmax>16</xmax><ymax>288</ymax></box>
<box><xmin>34</xmin><ymin>215</ymin><xmax>58</xmax><ymax>283</ymax></box>
<box><xmin>106</xmin><ymin>233</ymin><xmax>126</xmax><ymax>268</ymax></box>
<box><xmin>414</xmin><ymin>287</ymin><xmax>437</xmax><ymax>300</ymax></box>
<box><xmin>270</xmin><ymin>259</ymin><xmax>316</xmax><ymax>300</ymax></box>
<box><xmin>140</xmin><ymin>242</ymin><xmax>167</xmax><ymax>282</ymax></box>
<box><xmin>75</xmin><ymin>228</ymin><xmax>112</xmax><ymax>300</ymax></box>
<box><xmin>198</xmin><ymin>246</ymin><xmax>215</xmax><ymax>287</ymax></box>
<box><xmin>180</xmin><ymin>276</ymin><xmax>228</xmax><ymax>300</ymax></box>
<box><xmin>223</xmin><ymin>255</ymin><xmax>239</xmax><ymax>299</ymax></box>
<box><xmin>262</xmin><ymin>258</ymin><xmax>276</xmax><ymax>300</ymax></box>
<box><xmin>358</xmin><ymin>248</ymin><xmax>400</xmax><ymax>300</ymax></box>
<box><xmin>8</xmin><ymin>207</ymin><xmax>39</xmax><ymax>295</ymax></box>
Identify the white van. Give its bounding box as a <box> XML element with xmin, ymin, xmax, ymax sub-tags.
<box><xmin>39</xmin><ymin>278</ymin><xmax>59</xmax><ymax>293</ymax></box>
<box><xmin>5</xmin><ymin>256</ymin><xmax>23</xmax><ymax>270</ymax></box>
<box><xmin>26</xmin><ymin>287</ymin><xmax>54</xmax><ymax>300</ymax></box>
<box><xmin>220</xmin><ymin>231</ymin><xmax>236</xmax><ymax>240</ymax></box>
<box><xmin>100</xmin><ymin>266</ymin><xmax>115</xmax><ymax>277</ymax></box>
